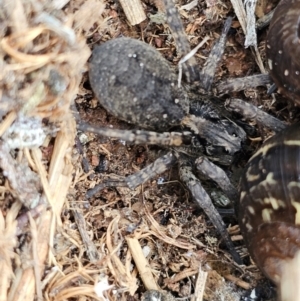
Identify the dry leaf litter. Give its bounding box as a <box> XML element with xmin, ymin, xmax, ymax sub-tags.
<box><xmin>0</xmin><ymin>0</ymin><xmax>289</xmax><ymax>300</ymax></box>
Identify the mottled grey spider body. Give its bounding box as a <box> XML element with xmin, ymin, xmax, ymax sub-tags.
<box><xmin>80</xmin><ymin>33</ymin><xmax>245</xmax><ymax>263</ymax></box>
<box><xmin>89</xmin><ymin>37</ymin><xmax>188</xmax><ymax>132</ymax></box>
<box><xmin>78</xmin><ymin>1</ymin><xmax>277</xmax><ymax>264</ymax></box>
<box><xmin>87</xmin><ymin>36</ymin><xmax>246</xmax><ymax>165</ymax></box>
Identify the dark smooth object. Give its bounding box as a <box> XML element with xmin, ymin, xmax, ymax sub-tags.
<box><xmin>239</xmin><ymin>124</ymin><xmax>300</xmax><ymax>296</ymax></box>
<box><xmin>266</xmin><ymin>0</ymin><xmax>300</xmax><ymax>103</ymax></box>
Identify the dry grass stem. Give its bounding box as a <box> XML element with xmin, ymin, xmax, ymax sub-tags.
<box><xmin>126</xmin><ymin>236</ymin><xmax>160</xmax><ymax>291</ymax></box>
<box><xmin>119</xmin><ymin>0</ymin><xmax>147</xmax><ymax>25</ymax></box>
<box><xmin>0</xmin><ymin>0</ymin><xmax>276</xmax><ymax>299</ymax></box>
<box><xmin>193</xmin><ymin>266</ymin><xmax>208</xmax><ymax>301</ymax></box>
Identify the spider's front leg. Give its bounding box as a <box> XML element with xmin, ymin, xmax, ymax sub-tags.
<box><xmin>225</xmin><ymin>98</ymin><xmax>286</xmax><ymax>132</ymax></box>
<box><xmin>86</xmin><ymin>152</ymin><xmax>177</xmax><ymax>198</ymax></box>
<box><xmin>84</xmin><ymin>144</ymin><xmax>242</xmax><ymax>263</ymax></box>
<box><xmin>77</xmin><ymin>123</ymin><xmax>194</xmax><ymax>147</ymax></box>
<box><xmin>178</xmin><ymin>156</ymin><xmax>242</xmax><ymax>264</ymax></box>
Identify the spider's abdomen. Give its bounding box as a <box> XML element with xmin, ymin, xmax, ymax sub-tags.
<box><xmin>89</xmin><ymin>37</ymin><xmax>189</xmax><ymax>131</ymax></box>
<box><xmin>239</xmin><ymin>124</ymin><xmax>300</xmax><ymax>286</ymax></box>
<box><xmin>266</xmin><ymin>0</ymin><xmax>300</xmax><ymax>103</ymax></box>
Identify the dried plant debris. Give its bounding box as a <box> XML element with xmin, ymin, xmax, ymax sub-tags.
<box><xmin>0</xmin><ymin>0</ymin><xmax>294</xmax><ymax>300</ymax></box>
<box><xmin>2</xmin><ymin>115</ymin><xmax>48</xmax><ymax>149</ymax></box>
<box><xmin>0</xmin><ymin>0</ymin><xmax>91</xmax><ymax>120</ymax></box>
<box><xmin>73</xmin><ymin>0</ymin><xmax>284</xmax><ymax>300</ymax></box>
<box><xmin>0</xmin><ymin>0</ymin><xmax>102</xmax><ymax>300</ymax></box>
<box><xmin>0</xmin><ymin>202</ymin><xmax>21</xmax><ymax>300</ymax></box>
<box><xmin>0</xmin><ymin>143</ymin><xmax>42</xmax><ymax>208</ymax></box>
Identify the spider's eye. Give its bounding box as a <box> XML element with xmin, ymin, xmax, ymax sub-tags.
<box><xmin>224</xmin><ymin>148</ymin><xmax>230</xmax><ymax>154</ymax></box>
<box><xmin>221</xmin><ymin>120</ymin><xmax>245</xmax><ymax>140</ymax></box>
<box><xmin>225</xmin><ymin>127</ymin><xmax>238</xmax><ymax>137</ymax></box>
<box><xmin>206</xmin><ymin>145</ymin><xmax>229</xmax><ymax>156</ymax></box>
<box><xmin>191</xmin><ymin>136</ymin><xmax>204</xmax><ymax>148</ymax></box>
<box><xmin>205</xmin><ymin>145</ymin><xmax>233</xmax><ymax>165</ymax></box>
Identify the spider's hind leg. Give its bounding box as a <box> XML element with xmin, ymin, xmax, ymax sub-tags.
<box><xmin>162</xmin><ymin>0</ymin><xmax>198</xmax><ymax>83</ymax></box>
<box><xmin>178</xmin><ymin>156</ymin><xmax>242</xmax><ymax>264</ymax></box>
<box><xmin>200</xmin><ymin>17</ymin><xmax>233</xmax><ymax>91</ymax></box>
<box><xmin>195</xmin><ymin>156</ymin><xmax>239</xmax><ymax>203</ymax></box>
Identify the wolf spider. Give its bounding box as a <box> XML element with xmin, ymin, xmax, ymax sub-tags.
<box><xmin>77</xmin><ymin>0</ymin><xmax>285</xmax><ymax>264</ymax></box>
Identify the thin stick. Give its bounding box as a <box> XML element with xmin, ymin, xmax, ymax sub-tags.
<box><xmin>194</xmin><ymin>266</ymin><xmax>208</xmax><ymax>301</ymax></box>
<box><xmin>0</xmin><ymin>111</ymin><xmax>17</xmax><ymax>137</ymax></box>
<box><xmin>126</xmin><ymin>236</ymin><xmax>160</xmax><ymax>291</ymax></box>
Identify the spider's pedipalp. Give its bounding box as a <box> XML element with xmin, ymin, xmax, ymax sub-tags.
<box><xmin>225</xmin><ymin>98</ymin><xmax>287</xmax><ymax>132</ymax></box>
<box><xmin>182</xmin><ymin>114</ymin><xmax>245</xmax><ymax>156</ymax></box>
<box><xmin>195</xmin><ymin>156</ymin><xmax>238</xmax><ymax>203</ymax></box>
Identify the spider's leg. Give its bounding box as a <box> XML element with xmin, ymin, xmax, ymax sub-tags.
<box><xmin>177</xmin><ymin>37</ymin><xmax>209</xmax><ymax>88</ymax></box>
<box><xmin>200</xmin><ymin>17</ymin><xmax>232</xmax><ymax>91</ymax></box>
<box><xmin>182</xmin><ymin>115</ymin><xmax>245</xmax><ymax>156</ymax></box>
<box><xmin>178</xmin><ymin>157</ymin><xmax>242</xmax><ymax>264</ymax></box>
<box><xmin>162</xmin><ymin>0</ymin><xmax>199</xmax><ymax>83</ymax></box>
<box><xmin>195</xmin><ymin>156</ymin><xmax>238</xmax><ymax>203</ymax></box>
<box><xmin>125</xmin><ymin>152</ymin><xmax>176</xmax><ymax>189</ymax></box>
<box><xmin>86</xmin><ymin>179</ymin><xmax>128</xmax><ymax>199</ymax></box>
<box><xmin>225</xmin><ymin>98</ymin><xmax>286</xmax><ymax>132</ymax></box>
<box><xmin>77</xmin><ymin>123</ymin><xmax>193</xmax><ymax>147</ymax></box>
<box><xmin>163</xmin><ymin>0</ymin><xmax>232</xmax><ymax>91</ymax></box>
<box><xmin>215</xmin><ymin>74</ymin><xmax>272</xmax><ymax>95</ymax></box>
<box><xmin>162</xmin><ymin>0</ymin><xmax>191</xmax><ymax>56</ymax></box>
<box><xmin>86</xmin><ymin>152</ymin><xmax>176</xmax><ymax>198</ymax></box>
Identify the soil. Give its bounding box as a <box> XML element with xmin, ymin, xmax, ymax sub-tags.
<box><xmin>1</xmin><ymin>0</ymin><xmax>299</xmax><ymax>300</ymax></box>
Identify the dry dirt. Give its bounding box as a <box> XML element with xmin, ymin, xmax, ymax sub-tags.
<box><xmin>1</xmin><ymin>0</ymin><xmax>299</xmax><ymax>300</ymax></box>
